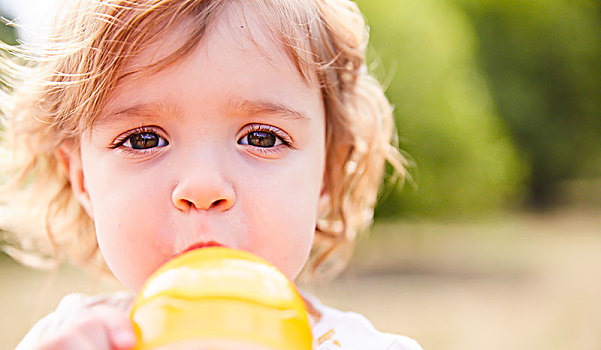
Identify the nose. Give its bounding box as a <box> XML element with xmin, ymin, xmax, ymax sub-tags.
<box><xmin>171</xmin><ymin>158</ymin><xmax>236</xmax><ymax>212</ymax></box>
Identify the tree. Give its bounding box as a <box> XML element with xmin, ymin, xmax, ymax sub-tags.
<box><xmin>356</xmin><ymin>0</ymin><xmax>524</xmax><ymax>217</ymax></box>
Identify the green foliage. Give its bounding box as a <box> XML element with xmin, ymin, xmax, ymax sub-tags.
<box><xmin>457</xmin><ymin>0</ymin><xmax>601</xmax><ymax>207</ymax></box>
<box><xmin>355</xmin><ymin>0</ymin><xmax>526</xmax><ymax>217</ymax></box>
<box><xmin>0</xmin><ymin>8</ymin><xmax>17</xmax><ymax>45</ymax></box>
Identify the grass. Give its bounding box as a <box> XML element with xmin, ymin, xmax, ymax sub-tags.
<box><xmin>2</xmin><ymin>209</ymin><xmax>601</xmax><ymax>350</ymax></box>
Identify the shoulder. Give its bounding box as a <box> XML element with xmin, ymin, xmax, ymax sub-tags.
<box><xmin>16</xmin><ymin>291</ymin><xmax>134</xmax><ymax>350</ymax></box>
<box><xmin>305</xmin><ymin>293</ymin><xmax>423</xmax><ymax>350</ymax></box>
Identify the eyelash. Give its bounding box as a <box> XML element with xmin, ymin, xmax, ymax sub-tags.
<box><xmin>109</xmin><ymin>126</ymin><xmax>168</xmax><ymax>153</ymax></box>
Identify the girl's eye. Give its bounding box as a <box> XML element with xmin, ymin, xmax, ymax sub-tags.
<box><xmin>239</xmin><ymin>130</ymin><xmax>282</xmax><ymax>148</ymax></box>
<box><xmin>113</xmin><ymin>129</ymin><xmax>169</xmax><ymax>150</ymax></box>
<box><xmin>238</xmin><ymin>129</ymin><xmax>287</xmax><ymax>148</ymax></box>
<box><xmin>125</xmin><ymin>132</ymin><xmax>167</xmax><ymax>149</ymax></box>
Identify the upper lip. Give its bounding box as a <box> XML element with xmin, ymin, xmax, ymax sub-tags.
<box><xmin>181</xmin><ymin>241</ymin><xmax>224</xmax><ymax>255</ymax></box>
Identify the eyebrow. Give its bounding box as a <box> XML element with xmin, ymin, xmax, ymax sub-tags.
<box><xmin>99</xmin><ymin>98</ymin><xmax>311</xmax><ymax>124</ymax></box>
<box><xmin>99</xmin><ymin>101</ymin><xmax>180</xmax><ymax>124</ymax></box>
<box><xmin>227</xmin><ymin>98</ymin><xmax>310</xmax><ymax>122</ymax></box>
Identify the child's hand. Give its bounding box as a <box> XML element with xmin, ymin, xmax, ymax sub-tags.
<box><xmin>36</xmin><ymin>304</ymin><xmax>136</xmax><ymax>350</ymax></box>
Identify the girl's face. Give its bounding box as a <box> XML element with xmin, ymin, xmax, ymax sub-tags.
<box><xmin>69</xmin><ymin>10</ymin><xmax>326</xmax><ymax>291</ymax></box>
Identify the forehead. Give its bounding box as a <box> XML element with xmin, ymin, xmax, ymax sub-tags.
<box><xmin>115</xmin><ymin>1</ymin><xmax>315</xmax><ymax>87</ymax></box>
<box><xmin>97</xmin><ymin>2</ymin><xmax>322</xmax><ymax>123</ymax></box>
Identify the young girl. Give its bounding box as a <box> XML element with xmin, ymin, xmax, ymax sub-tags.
<box><xmin>1</xmin><ymin>0</ymin><xmax>421</xmax><ymax>349</ymax></box>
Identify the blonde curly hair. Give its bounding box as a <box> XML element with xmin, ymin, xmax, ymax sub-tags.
<box><xmin>0</xmin><ymin>0</ymin><xmax>406</xmax><ymax>280</ymax></box>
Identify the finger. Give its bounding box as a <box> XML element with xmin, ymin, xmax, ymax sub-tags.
<box><xmin>38</xmin><ymin>313</ymin><xmax>112</xmax><ymax>350</ymax></box>
<box><xmin>89</xmin><ymin>305</ymin><xmax>137</xmax><ymax>350</ymax></box>
<box><xmin>37</xmin><ymin>329</ymin><xmax>97</xmax><ymax>350</ymax></box>
<box><xmin>76</xmin><ymin>316</ymin><xmax>113</xmax><ymax>349</ymax></box>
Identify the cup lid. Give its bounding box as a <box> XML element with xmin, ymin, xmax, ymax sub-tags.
<box><xmin>131</xmin><ymin>247</ymin><xmax>313</xmax><ymax>350</ymax></box>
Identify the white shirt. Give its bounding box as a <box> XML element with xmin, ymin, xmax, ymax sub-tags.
<box><xmin>304</xmin><ymin>294</ymin><xmax>422</xmax><ymax>350</ymax></box>
<box><xmin>17</xmin><ymin>292</ymin><xmax>422</xmax><ymax>350</ymax></box>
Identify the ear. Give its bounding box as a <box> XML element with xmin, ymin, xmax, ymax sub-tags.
<box><xmin>317</xmin><ymin>186</ymin><xmax>330</xmax><ymax>219</ymax></box>
<box><xmin>317</xmin><ymin>140</ymin><xmax>351</xmax><ymax>220</ymax></box>
<box><xmin>55</xmin><ymin>140</ymin><xmax>94</xmax><ymax>218</ymax></box>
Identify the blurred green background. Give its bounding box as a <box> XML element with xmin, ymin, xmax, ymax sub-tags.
<box><xmin>1</xmin><ymin>1</ymin><xmax>601</xmax><ymax>350</ymax></box>
<box><xmin>358</xmin><ymin>0</ymin><xmax>601</xmax><ymax>217</ymax></box>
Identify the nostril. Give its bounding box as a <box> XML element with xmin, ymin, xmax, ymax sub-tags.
<box><xmin>210</xmin><ymin>199</ymin><xmax>225</xmax><ymax>209</ymax></box>
<box><xmin>172</xmin><ymin>180</ymin><xmax>235</xmax><ymax>212</ymax></box>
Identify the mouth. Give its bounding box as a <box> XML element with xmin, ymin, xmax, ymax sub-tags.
<box><xmin>181</xmin><ymin>241</ymin><xmax>224</xmax><ymax>255</ymax></box>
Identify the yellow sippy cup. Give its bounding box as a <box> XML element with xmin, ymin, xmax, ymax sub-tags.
<box><xmin>130</xmin><ymin>247</ymin><xmax>313</xmax><ymax>350</ymax></box>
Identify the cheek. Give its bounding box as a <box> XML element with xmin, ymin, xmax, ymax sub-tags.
<box><xmin>244</xmin><ymin>196</ymin><xmax>316</xmax><ymax>280</ymax></box>
<box><xmin>92</xmin><ymin>189</ymin><xmax>173</xmax><ymax>290</ymax></box>
<box><xmin>241</xmin><ymin>154</ymin><xmax>324</xmax><ymax>280</ymax></box>
<box><xmin>81</xmin><ymin>156</ymin><xmax>173</xmax><ymax>290</ymax></box>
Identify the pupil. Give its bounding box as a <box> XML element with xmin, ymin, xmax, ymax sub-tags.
<box><xmin>248</xmin><ymin>131</ymin><xmax>275</xmax><ymax>147</ymax></box>
<box><xmin>130</xmin><ymin>133</ymin><xmax>158</xmax><ymax>149</ymax></box>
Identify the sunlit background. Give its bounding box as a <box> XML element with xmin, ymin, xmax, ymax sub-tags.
<box><xmin>1</xmin><ymin>0</ymin><xmax>601</xmax><ymax>349</ymax></box>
